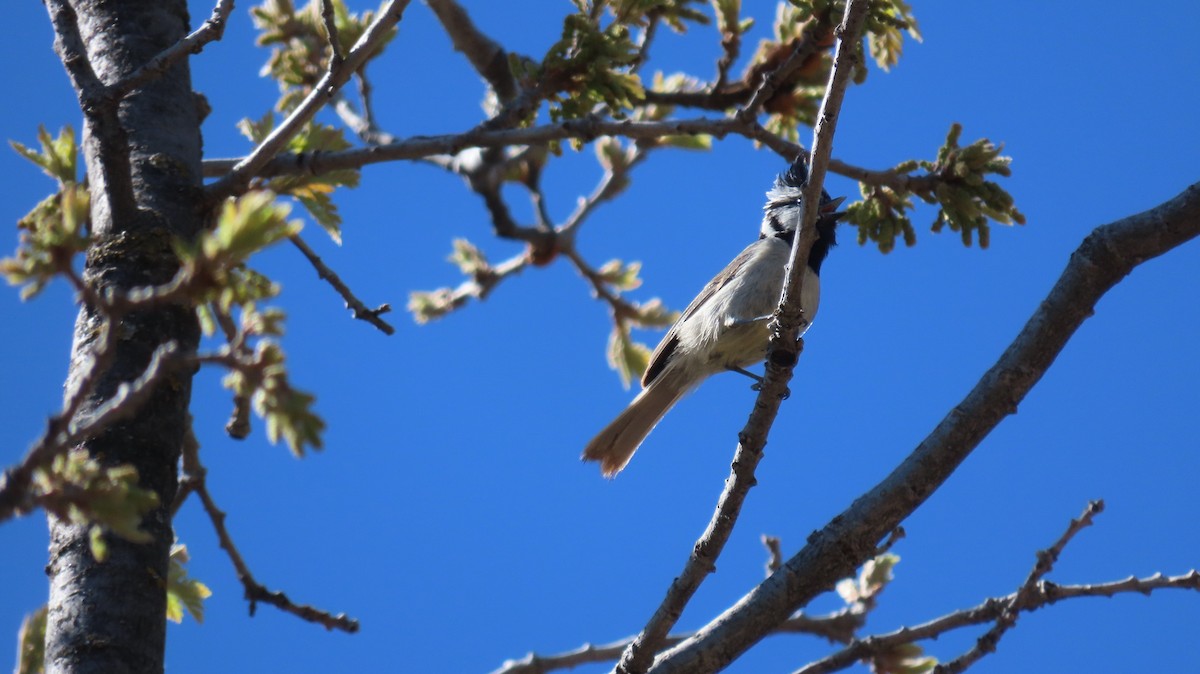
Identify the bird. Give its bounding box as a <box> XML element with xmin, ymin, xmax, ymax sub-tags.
<box><xmin>581</xmin><ymin>156</ymin><xmax>846</xmax><ymax>477</ymax></box>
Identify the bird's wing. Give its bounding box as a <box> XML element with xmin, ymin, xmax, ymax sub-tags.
<box><xmin>640</xmin><ymin>242</ymin><xmax>758</xmax><ymax>387</ymax></box>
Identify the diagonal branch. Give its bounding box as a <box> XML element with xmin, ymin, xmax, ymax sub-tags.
<box><xmin>289</xmin><ymin>235</ymin><xmax>395</xmax><ymax>335</ymax></box>
<box><xmin>426</xmin><ymin>0</ymin><xmax>516</xmax><ymax>101</ymax></box>
<box><xmin>933</xmin><ymin>500</ymin><xmax>1104</xmax><ymax>674</ymax></box>
<box><xmin>180</xmin><ymin>428</ymin><xmax>360</xmax><ymax>632</ymax></box>
<box><xmin>207</xmin><ymin>0</ymin><xmax>413</xmax><ymax>200</ymax></box>
<box><xmin>641</xmin><ymin>177</ymin><xmax>1200</xmax><ymax>672</ymax></box>
<box><xmin>110</xmin><ymin>0</ymin><xmax>236</xmax><ymax>98</ymax></box>
<box><xmin>615</xmin><ymin>4</ymin><xmax>872</xmax><ymax>674</ymax></box>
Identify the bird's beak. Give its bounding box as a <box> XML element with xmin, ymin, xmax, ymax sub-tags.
<box><xmin>821</xmin><ymin>196</ymin><xmax>848</xmax><ymax>221</ymax></box>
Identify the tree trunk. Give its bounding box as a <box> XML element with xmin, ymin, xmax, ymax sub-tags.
<box><xmin>45</xmin><ymin>2</ymin><xmax>204</xmax><ymax>672</ymax></box>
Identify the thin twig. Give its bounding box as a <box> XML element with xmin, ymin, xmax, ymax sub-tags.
<box><xmin>616</xmin><ymin>5</ymin><xmax>871</xmax><ymax>674</ymax></box>
<box><xmin>110</xmin><ymin>0</ymin><xmax>236</xmax><ymax>98</ymax></box>
<box><xmin>181</xmin><ymin>429</ymin><xmax>359</xmax><ymax>632</ymax></box>
<box><xmin>490</xmin><ymin>610</ymin><xmax>861</xmax><ymax>674</ymax></box>
<box><xmin>932</xmin><ymin>500</ymin><xmax>1104</xmax><ymax>674</ymax></box>
<box><xmin>208</xmin><ymin>0</ymin><xmax>413</xmax><ymax>200</ymax></box>
<box><xmin>0</xmin><ymin>342</ymin><xmax>182</xmax><ymax>522</ymax></box>
<box><xmin>318</xmin><ymin>0</ymin><xmax>344</xmax><ymax>67</ymax></box>
<box><xmin>762</xmin><ymin>535</ymin><xmax>783</xmax><ymax>576</ymax></box>
<box><xmin>289</xmin><ymin>235</ymin><xmax>395</xmax><ymax>335</ymax></box>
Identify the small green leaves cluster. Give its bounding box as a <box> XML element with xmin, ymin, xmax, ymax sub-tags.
<box><xmin>712</xmin><ymin>0</ymin><xmax>755</xmax><ymax>37</ymax></box>
<box><xmin>239</xmin><ymin>113</ymin><xmax>361</xmax><ymax>242</ymax></box>
<box><xmin>2</xmin><ymin>126</ymin><xmax>90</xmax><ymax>299</ymax></box>
<box><xmin>181</xmin><ymin>191</ymin><xmax>301</xmax><ymax>303</ymax></box>
<box><xmin>15</xmin><ymin>605</ymin><xmax>46</xmax><ymax>674</ymax></box>
<box><xmin>847</xmin><ymin>124</ymin><xmax>1024</xmax><ymax>252</ymax></box>
<box><xmin>864</xmin><ymin>0</ymin><xmax>921</xmax><ymax>71</ymax></box>
<box><xmin>836</xmin><ymin>554</ymin><xmax>938</xmax><ymax>674</ymax></box>
<box><xmin>180</xmin><ymin>191</ymin><xmax>324</xmax><ymax>456</ymax></box>
<box><xmin>516</xmin><ymin>6</ymin><xmax>650</xmax><ymax>122</ymax></box>
<box><xmin>166</xmin><ymin>544</ymin><xmax>212</xmax><ymax>624</ymax></box>
<box><xmin>223</xmin><ymin>340</ymin><xmax>325</xmax><ymax>456</ymax></box>
<box><xmin>607</xmin><ymin>322</ymin><xmax>651</xmax><ymax>389</ymax></box>
<box><xmin>597</xmin><ymin>258</ymin><xmax>677</xmax><ymax>387</ymax></box>
<box><xmin>926</xmin><ymin>123</ymin><xmax>1025</xmax><ymax>248</ymax></box>
<box><xmin>252</xmin><ymin>0</ymin><xmax>396</xmax><ymax>111</ymax></box>
<box><xmin>33</xmin><ymin>449</ymin><xmax>160</xmax><ymax>561</ymax></box>
<box><xmin>408</xmin><ymin>239</ymin><xmax>493</xmax><ymax>323</ymax></box>
<box><xmin>607</xmin><ymin>0</ymin><xmax>710</xmax><ymax>31</ymax></box>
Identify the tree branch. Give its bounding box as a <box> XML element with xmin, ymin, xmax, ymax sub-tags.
<box><xmin>44</xmin><ymin>0</ymin><xmax>138</xmax><ymax>224</ymax></box>
<box><xmin>616</xmin><ymin>4</ymin><xmax>871</xmax><ymax>673</ymax></box>
<box><xmin>491</xmin><ymin>610</ymin><xmax>862</xmax><ymax>674</ymax></box>
<box><xmin>109</xmin><ymin>0</ymin><xmax>236</xmax><ymax>99</ymax></box>
<box><xmin>425</xmin><ymin>0</ymin><xmax>516</xmax><ymax>101</ymax></box>
<box><xmin>181</xmin><ymin>429</ymin><xmax>359</xmax><ymax>632</ymax></box>
<box><xmin>933</xmin><ymin>500</ymin><xmax>1104</xmax><ymax>674</ymax></box>
<box><xmin>289</xmin><ymin>235</ymin><xmax>395</xmax><ymax>335</ymax></box>
<box><xmin>641</xmin><ymin>176</ymin><xmax>1200</xmax><ymax>673</ymax></box>
<box><xmin>207</xmin><ymin>0</ymin><xmax>413</xmax><ymax>200</ymax></box>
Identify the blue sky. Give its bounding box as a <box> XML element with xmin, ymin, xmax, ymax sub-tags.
<box><xmin>2</xmin><ymin>2</ymin><xmax>1198</xmax><ymax>673</ymax></box>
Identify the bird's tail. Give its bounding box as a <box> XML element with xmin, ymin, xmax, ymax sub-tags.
<box><xmin>582</xmin><ymin>367</ymin><xmax>689</xmax><ymax>477</ymax></box>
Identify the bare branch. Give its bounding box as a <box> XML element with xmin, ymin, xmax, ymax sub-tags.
<box><xmin>110</xmin><ymin>0</ymin><xmax>236</xmax><ymax>98</ymax></box>
<box><xmin>491</xmin><ymin>611</ymin><xmax>861</xmax><ymax>674</ymax></box>
<box><xmin>208</xmin><ymin>0</ymin><xmax>413</xmax><ymax>200</ymax></box>
<box><xmin>181</xmin><ymin>429</ymin><xmax>359</xmax><ymax>632</ymax></box>
<box><xmin>639</xmin><ymin>176</ymin><xmax>1200</xmax><ymax>673</ymax></box>
<box><xmin>289</xmin><ymin>235</ymin><xmax>395</xmax><ymax>335</ymax></box>
<box><xmin>933</xmin><ymin>500</ymin><xmax>1104</xmax><ymax>674</ymax></box>
<box><xmin>319</xmin><ymin>0</ymin><xmax>344</xmax><ymax>67</ymax></box>
<box><xmin>794</xmin><ymin>569</ymin><xmax>1200</xmax><ymax>674</ymax></box>
<box><xmin>762</xmin><ymin>535</ymin><xmax>783</xmax><ymax>576</ymax></box>
<box><xmin>616</xmin><ymin>5</ymin><xmax>872</xmax><ymax>674</ymax></box>
<box><xmin>426</xmin><ymin>0</ymin><xmax>516</xmax><ymax>101</ymax></box>
<box><xmin>43</xmin><ymin>0</ymin><xmax>106</xmax><ymax>101</ymax></box>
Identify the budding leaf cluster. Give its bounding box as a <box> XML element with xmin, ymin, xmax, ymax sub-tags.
<box><xmin>607</xmin><ymin>323</ymin><xmax>652</xmax><ymax>389</ymax></box>
<box><xmin>238</xmin><ymin>114</ymin><xmax>361</xmax><ymax>243</ymax></box>
<box><xmin>834</xmin><ymin>554</ymin><xmax>938</xmax><ymax>673</ymax></box>
<box><xmin>847</xmin><ymin>124</ymin><xmax>1024</xmax><ymax>252</ymax></box>
<box><xmin>2</xmin><ymin>126</ymin><xmax>90</xmax><ymax>299</ymax></box>
<box><xmin>223</xmin><ymin>341</ymin><xmax>325</xmax><ymax>457</ymax></box>
<box><xmin>166</xmin><ymin>544</ymin><xmax>212</xmax><ymax>624</ymax></box>
<box><xmin>252</xmin><ymin>0</ymin><xmax>396</xmax><ymax>111</ymax></box>
<box><xmin>408</xmin><ymin>238</ymin><xmax>503</xmax><ymax>324</ymax></box>
<box><xmin>32</xmin><ymin>449</ymin><xmax>160</xmax><ymax>561</ymax></box>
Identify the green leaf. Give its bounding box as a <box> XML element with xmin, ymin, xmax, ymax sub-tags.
<box><xmin>597</xmin><ymin>258</ymin><xmax>643</xmax><ymax>291</ymax></box>
<box><xmin>448</xmin><ymin>238</ymin><xmax>488</xmax><ymax>276</ymax></box>
<box><xmin>16</xmin><ymin>605</ymin><xmax>47</xmax><ymax>674</ymax></box>
<box><xmin>606</xmin><ymin>326</ymin><xmax>651</xmax><ymax>389</ymax></box>
<box><xmin>32</xmin><ymin>449</ymin><xmax>160</xmax><ymax>561</ymax></box>
<box><xmin>166</xmin><ymin>544</ymin><xmax>212</xmax><ymax>624</ymax></box>
<box><xmin>1</xmin><ymin>182</ymin><xmax>92</xmax><ymax>299</ymax></box>
<box><xmin>200</xmin><ymin>191</ymin><xmax>302</xmax><ymax>268</ymax></box>
<box><xmin>632</xmin><ymin>298</ymin><xmax>679</xmax><ymax>328</ymax></box>
<box><xmin>10</xmin><ymin>125</ymin><xmax>78</xmax><ymax>184</ymax></box>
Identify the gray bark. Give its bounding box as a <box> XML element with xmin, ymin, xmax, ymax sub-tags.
<box><xmin>45</xmin><ymin>1</ymin><xmax>204</xmax><ymax>672</ymax></box>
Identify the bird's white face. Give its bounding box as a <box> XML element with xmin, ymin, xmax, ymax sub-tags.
<box><xmin>760</xmin><ymin>184</ymin><xmax>806</xmax><ymax>239</ymax></box>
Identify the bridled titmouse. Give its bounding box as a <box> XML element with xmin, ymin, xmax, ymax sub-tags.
<box><xmin>582</xmin><ymin>156</ymin><xmax>845</xmax><ymax>477</ymax></box>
